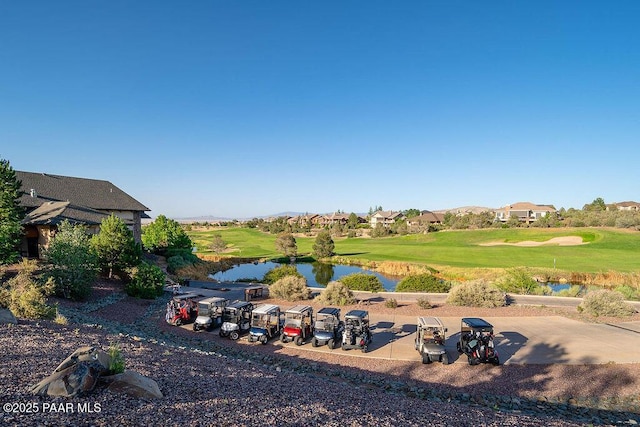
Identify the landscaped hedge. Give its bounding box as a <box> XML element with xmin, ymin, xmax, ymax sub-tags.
<box><xmin>262</xmin><ymin>265</ymin><xmax>302</xmax><ymax>285</ymax></box>
<box><xmin>446</xmin><ymin>280</ymin><xmax>506</xmax><ymax>308</ymax></box>
<box><xmin>338</xmin><ymin>273</ymin><xmax>384</xmax><ymax>292</ymax></box>
<box><xmin>395</xmin><ymin>273</ymin><xmax>451</xmax><ymax>293</ymax></box>
<box><xmin>125</xmin><ymin>262</ymin><xmax>166</xmax><ymax>299</ymax></box>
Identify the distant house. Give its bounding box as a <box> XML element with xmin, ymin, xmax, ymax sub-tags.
<box><xmin>370</xmin><ymin>210</ymin><xmax>404</xmax><ymax>228</ymax></box>
<box><xmin>406</xmin><ymin>211</ymin><xmax>445</xmax><ymax>227</ymax></box>
<box><xmin>287</xmin><ymin>213</ymin><xmax>322</xmax><ymax>227</ymax></box>
<box><xmin>494</xmin><ymin>202</ymin><xmax>555</xmax><ymax>224</ymax></box>
<box><xmin>16</xmin><ymin>171</ymin><xmax>150</xmax><ymax>259</ymax></box>
<box><xmin>609</xmin><ymin>201</ymin><xmax>640</xmax><ymax>211</ymax></box>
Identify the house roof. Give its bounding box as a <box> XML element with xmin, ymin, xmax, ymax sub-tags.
<box><xmin>500</xmin><ymin>202</ymin><xmax>555</xmax><ymax>212</ymax></box>
<box><xmin>615</xmin><ymin>201</ymin><xmax>640</xmax><ymax>208</ymax></box>
<box><xmin>407</xmin><ymin>211</ymin><xmax>444</xmax><ymax>223</ymax></box>
<box><xmin>372</xmin><ymin>210</ymin><xmax>403</xmax><ymax>219</ymax></box>
<box><xmin>22</xmin><ymin>201</ymin><xmax>109</xmax><ymax>226</ymax></box>
<box><xmin>16</xmin><ymin>171</ymin><xmax>149</xmax><ymax>212</ymax></box>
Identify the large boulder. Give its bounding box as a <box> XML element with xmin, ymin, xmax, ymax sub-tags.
<box><xmin>0</xmin><ymin>308</ymin><xmax>17</xmax><ymax>325</ymax></box>
<box><xmin>31</xmin><ymin>346</ymin><xmax>111</xmax><ymax>397</ymax></box>
<box><xmin>103</xmin><ymin>370</ymin><xmax>163</xmax><ymax>399</ymax></box>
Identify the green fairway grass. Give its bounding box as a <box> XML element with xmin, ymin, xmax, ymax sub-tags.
<box><xmin>187</xmin><ymin>227</ymin><xmax>640</xmax><ymax>274</ymax></box>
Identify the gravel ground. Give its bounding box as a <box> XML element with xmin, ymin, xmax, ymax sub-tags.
<box><xmin>1</xmin><ymin>285</ymin><xmax>639</xmax><ymax>427</ymax></box>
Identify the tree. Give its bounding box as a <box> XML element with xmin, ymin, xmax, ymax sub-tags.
<box><xmin>403</xmin><ymin>208</ymin><xmax>421</xmax><ymax>219</ymax></box>
<box><xmin>141</xmin><ymin>215</ymin><xmax>193</xmax><ymax>254</ymax></box>
<box><xmin>583</xmin><ymin>197</ymin><xmax>606</xmax><ymax>212</ymax></box>
<box><xmin>209</xmin><ymin>233</ymin><xmax>226</xmax><ymax>253</ymax></box>
<box><xmin>0</xmin><ymin>159</ymin><xmax>25</xmax><ymax>264</ymax></box>
<box><xmin>90</xmin><ymin>214</ymin><xmax>141</xmax><ymax>278</ymax></box>
<box><xmin>313</xmin><ymin>230</ymin><xmax>335</xmax><ymax>258</ymax></box>
<box><xmin>275</xmin><ymin>233</ymin><xmax>297</xmax><ymax>258</ymax></box>
<box><xmin>44</xmin><ymin>220</ymin><xmax>98</xmax><ymax>300</ymax></box>
<box><xmin>347</xmin><ymin>213</ymin><xmax>359</xmax><ymax>229</ymax></box>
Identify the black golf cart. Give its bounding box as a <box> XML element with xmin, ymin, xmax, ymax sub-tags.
<box><xmin>456</xmin><ymin>317</ymin><xmax>499</xmax><ymax>366</ymax></box>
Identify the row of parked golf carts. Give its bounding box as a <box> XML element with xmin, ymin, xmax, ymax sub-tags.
<box><xmin>166</xmin><ymin>294</ymin><xmax>372</xmax><ymax>352</ymax></box>
<box><xmin>166</xmin><ymin>294</ymin><xmax>497</xmax><ymax>364</ymax></box>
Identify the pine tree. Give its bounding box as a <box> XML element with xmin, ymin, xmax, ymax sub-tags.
<box><xmin>0</xmin><ymin>159</ymin><xmax>25</xmax><ymax>264</ymax></box>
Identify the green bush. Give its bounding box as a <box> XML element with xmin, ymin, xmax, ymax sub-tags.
<box><xmin>108</xmin><ymin>343</ymin><xmax>126</xmax><ymax>374</ymax></box>
<box><xmin>339</xmin><ymin>273</ymin><xmax>384</xmax><ymax>292</ymax></box>
<box><xmin>385</xmin><ymin>298</ymin><xmax>398</xmax><ymax>308</ymax></box>
<box><xmin>613</xmin><ymin>285</ymin><xmax>640</xmax><ymax>301</ymax></box>
<box><xmin>416</xmin><ymin>297</ymin><xmax>432</xmax><ymax>309</ymax></box>
<box><xmin>495</xmin><ymin>268</ymin><xmax>551</xmax><ymax>295</ymax></box>
<box><xmin>269</xmin><ymin>276</ymin><xmax>310</xmax><ymax>301</ymax></box>
<box><xmin>125</xmin><ymin>262</ymin><xmax>166</xmax><ymax>299</ymax></box>
<box><xmin>2</xmin><ymin>261</ymin><xmax>55</xmax><ymax>319</ymax></box>
<box><xmin>555</xmin><ymin>285</ymin><xmax>584</xmax><ymax>298</ymax></box>
<box><xmin>578</xmin><ymin>289</ymin><xmax>635</xmax><ymax>317</ymax></box>
<box><xmin>395</xmin><ymin>273</ymin><xmax>451</xmax><ymax>292</ymax></box>
<box><xmin>262</xmin><ymin>265</ymin><xmax>302</xmax><ymax>285</ymax></box>
<box><xmin>314</xmin><ymin>281</ymin><xmax>355</xmax><ymax>306</ymax></box>
<box><xmin>447</xmin><ymin>280</ymin><xmax>506</xmax><ymax>308</ymax></box>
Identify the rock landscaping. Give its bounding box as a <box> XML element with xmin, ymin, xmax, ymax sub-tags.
<box><xmin>1</xmin><ymin>283</ymin><xmax>639</xmax><ymax>426</ymax></box>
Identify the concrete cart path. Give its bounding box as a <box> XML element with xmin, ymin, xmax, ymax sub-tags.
<box><xmin>254</xmin><ymin>314</ymin><xmax>640</xmax><ymax>365</ymax></box>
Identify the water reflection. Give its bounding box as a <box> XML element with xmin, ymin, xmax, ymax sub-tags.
<box><xmin>209</xmin><ymin>261</ymin><xmax>400</xmax><ymax>291</ymax></box>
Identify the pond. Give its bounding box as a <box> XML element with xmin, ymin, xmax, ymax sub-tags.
<box><xmin>209</xmin><ymin>261</ymin><xmax>402</xmax><ymax>291</ymax></box>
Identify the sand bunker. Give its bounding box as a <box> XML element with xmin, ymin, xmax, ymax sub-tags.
<box><xmin>480</xmin><ymin>236</ymin><xmax>585</xmax><ymax>247</ymax></box>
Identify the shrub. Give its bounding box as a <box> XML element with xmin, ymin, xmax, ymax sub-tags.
<box><xmin>339</xmin><ymin>273</ymin><xmax>384</xmax><ymax>292</ymax></box>
<box><xmin>262</xmin><ymin>265</ymin><xmax>302</xmax><ymax>285</ymax></box>
<box><xmin>395</xmin><ymin>273</ymin><xmax>451</xmax><ymax>292</ymax></box>
<box><xmin>314</xmin><ymin>281</ymin><xmax>356</xmax><ymax>306</ymax></box>
<box><xmin>417</xmin><ymin>297</ymin><xmax>432</xmax><ymax>309</ymax></box>
<box><xmin>447</xmin><ymin>280</ymin><xmax>506</xmax><ymax>308</ymax></box>
<box><xmin>108</xmin><ymin>343</ymin><xmax>126</xmax><ymax>374</ymax></box>
<box><xmin>614</xmin><ymin>285</ymin><xmax>640</xmax><ymax>301</ymax></box>
<box><xmin>385</xmin><ymin>298</ymin><xmax>398</xmax><ymax>308</ymax></box>
<box><xmin>125</xmin><ymin>262</ymin><xmax>165</xmax><ymax>299</ymax></box>
<box><xmin>269</xmin><ymin>276</ymin><xmax>310</xmax><ymax>301</ymax></box>
<box><xmin>495</xmin><ymin>268</ymin><xmax>550</xmax><ymax>295</ymax></box>
<box><xmin>555</xmin><ymin>285</ymin><xmax>584</xmax><ymax>298</ymax></box>
<box><xmin>578</xmin><ymin>289</ymin><xmax>635</xmax><ymax>317</ymax></box>
<box><xmin>3</xmin><ymin>261</ymin><xmax>55</xmax><ymax>319</ymax></box>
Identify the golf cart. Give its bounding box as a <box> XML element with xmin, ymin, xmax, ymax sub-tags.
<box><xmin>219</xmin><ymin>301</ymin><xmax>254</xmax><ymax>340</ymax></box>
<box><xmin>248</xmin><ymin>304</ymin><xmax>283</xmax><ymax>344</ymax></box>
<box><xmin>312</xmin><ymin>307</ymin><xmax>344</xmax><ymax>349</ymax></box>
<box><xmin>457</xmin><ymin>317</ymin><xmax>499</xmax><ymax>366</ymax></box>
<box><xmin>281</xmin><ymin>305</ymin><xmax>314</xmax><ymax>346</ymax></box>
<box><xmin>193</xmin><ymin>297</ymin><xmax>229</xmax><ymax>331</ymax></box>
<box><xmin>342</xmin><ymin>310</ymin><xmax>372</xmax><ymax>352</ymax></box>
<box><xmin>166</xmin><ymin>293</ymin><xmax>199</xmax><ymax>326</ymax></box>
<box><xmin>415</xmin><ymin>316</ymin><xmax>449</xmax><ymax>365</ymax></box>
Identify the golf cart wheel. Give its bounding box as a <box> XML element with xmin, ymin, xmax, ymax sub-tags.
<box><xmin>422</xmin><ymin>353</ymin><xmax>430</xmax><ymax>364</ymax></box>
<box><xmin>175</xmin><ymin>319</ymin><xmax>182</xmax><ymax>326</ymax></box>
<box><xmin>456</xmin><ymin>343</ymin><xmax>462</xmax><ymax>354</ymax></box>
<box><xmin>441</xmin><ymin>353</ymin><xmax>449</xmax><ymax>365</ymax></box>
<box><xmin>193</xmin><ymin>324</ymin><xmax>198</xmax><ymax>331</ymax></box>
<box><xmin>219</xmin><ymin>330</ymin><xmax>225</xmax><ymax>337</ymax></box>
<box><xmin>492</xmin><ymin>356</ymin><xmax>500</xmax><ymax>366</ymax></box>
<box><xmin>295</xmin><ymin>336</ymin><xmax>303</xmax><ymax>346</ymax></box>
<box><xmin>230</xmin><ymin>331</ymin><xmax>240</xmax><ymax>341</ymax></box>
<box><xmin>341</xmin><ymin>342</ymin><xmax>347</xmax><ymax>351</ymax></box>
<box><xmin>361</xmin><ymin>346</ymin><xmax>367</xmax><ymax>353</ymax></box>
<box><xmin>280</xmin><ymin>334</ymin><xmax>287</xmax><ymax>343</ymax></box>
<box><xmin>312</xmin><ymin>338</ymin><xmax>318</xmax><ymax>347</ymax></box>
<box><xmin>327</xmin><ymin>339</ymin><xmax>335</xmax><ymax>350</ymax></box>
<box><xmin>260</xmin><ymin>335</ymin><xmax>268</xmax><ymax>345</ymax></box>
<box><xmin>468</xmin><ymin>356</ymin><xmax>478</xmax><ymax>366</ymax></box>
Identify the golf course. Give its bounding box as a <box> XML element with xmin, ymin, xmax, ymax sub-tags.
<box><xmin>187</xmin><ymin>227</ymin><xmax>640</xmax><ymax>276</ymax></box>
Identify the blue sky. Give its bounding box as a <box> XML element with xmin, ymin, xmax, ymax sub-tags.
<box><xmin>2</xmin><ymin>1</ymin><xmax>639</xmax><ymax>219</ymax></box>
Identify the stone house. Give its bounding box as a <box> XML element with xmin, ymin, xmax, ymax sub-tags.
<box><xmin>16</xmin><ymin>171</ymin><xmax>150</xmax><ymax>259</ymax></box>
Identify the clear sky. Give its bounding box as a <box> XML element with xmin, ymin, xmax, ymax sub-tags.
<box><xmin>2</xmin><ymin>1</ymin><xmax>639</xmax><ymax>219</ymax></box>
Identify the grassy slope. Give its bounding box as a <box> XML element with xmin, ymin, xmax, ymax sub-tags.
<box><xmin>188</xmin><ymin>227</ymin><xmax>640</xmax><ymax>273</ymax></box>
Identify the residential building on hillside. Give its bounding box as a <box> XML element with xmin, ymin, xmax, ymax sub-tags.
<box><xmin>370</xmin><ymin>210</ymin><xmax>404</xmax><ymax>228</ymax></box>
<box><xmin>494</xmin><ymin>202</ymin><xmax>555</xmax><ymax>224</ymax></box>
<box><xmin>406</xmin><ymin>211</ymin><xmax>445</xmax><ymax>227</ymax></box>
<box><xmin>16</xmin><ymin>171</ymin><xmax>150</xmax><ymax>259</ymax></box>
<box><xmin>608</xmin><ymin>201</ymin><xmax>640</xmax><ymax>211</ymax></box>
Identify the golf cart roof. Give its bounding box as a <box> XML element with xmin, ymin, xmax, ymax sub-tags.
<box><xmin>252</xmin><ymin>304</ymin><xmax>280</xmax><ymax>315</ymax></box>
<box><xmin>317</xmin><ymin>307</ymin><xmax>340</xmax><ymax>316</ymax></box>
<box><xmin>418</xmin><ymin>316</ymin><xmax>445</xmax><ymax>329</ymax></box>
<box><xmin>172</xmin><ymin>293</ymin><xmax>199</xmax><ymax>301</ymax></box>
<box><xmin>285</xmin><ymin>305</ymin><xmax>313</xmax><ymax>314</ymax></box>
<box><xmin>227</xmin><ymin>300</ymin><xmax>252</xmax><ymax>310</ymax></box>
<box><xmin>198</xmin><ymin>296</ymin><xmax>228</xmax><ymax>305</ymax></box>
<box><xmin>461</xmin><ymin>317</ymin><xmax>493</xmax><ymax>329</ymax></box>
<box><xmin>345</xmin><ymin>309</ymin><xmax>368</xmax><ymax>319</ymax></box>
